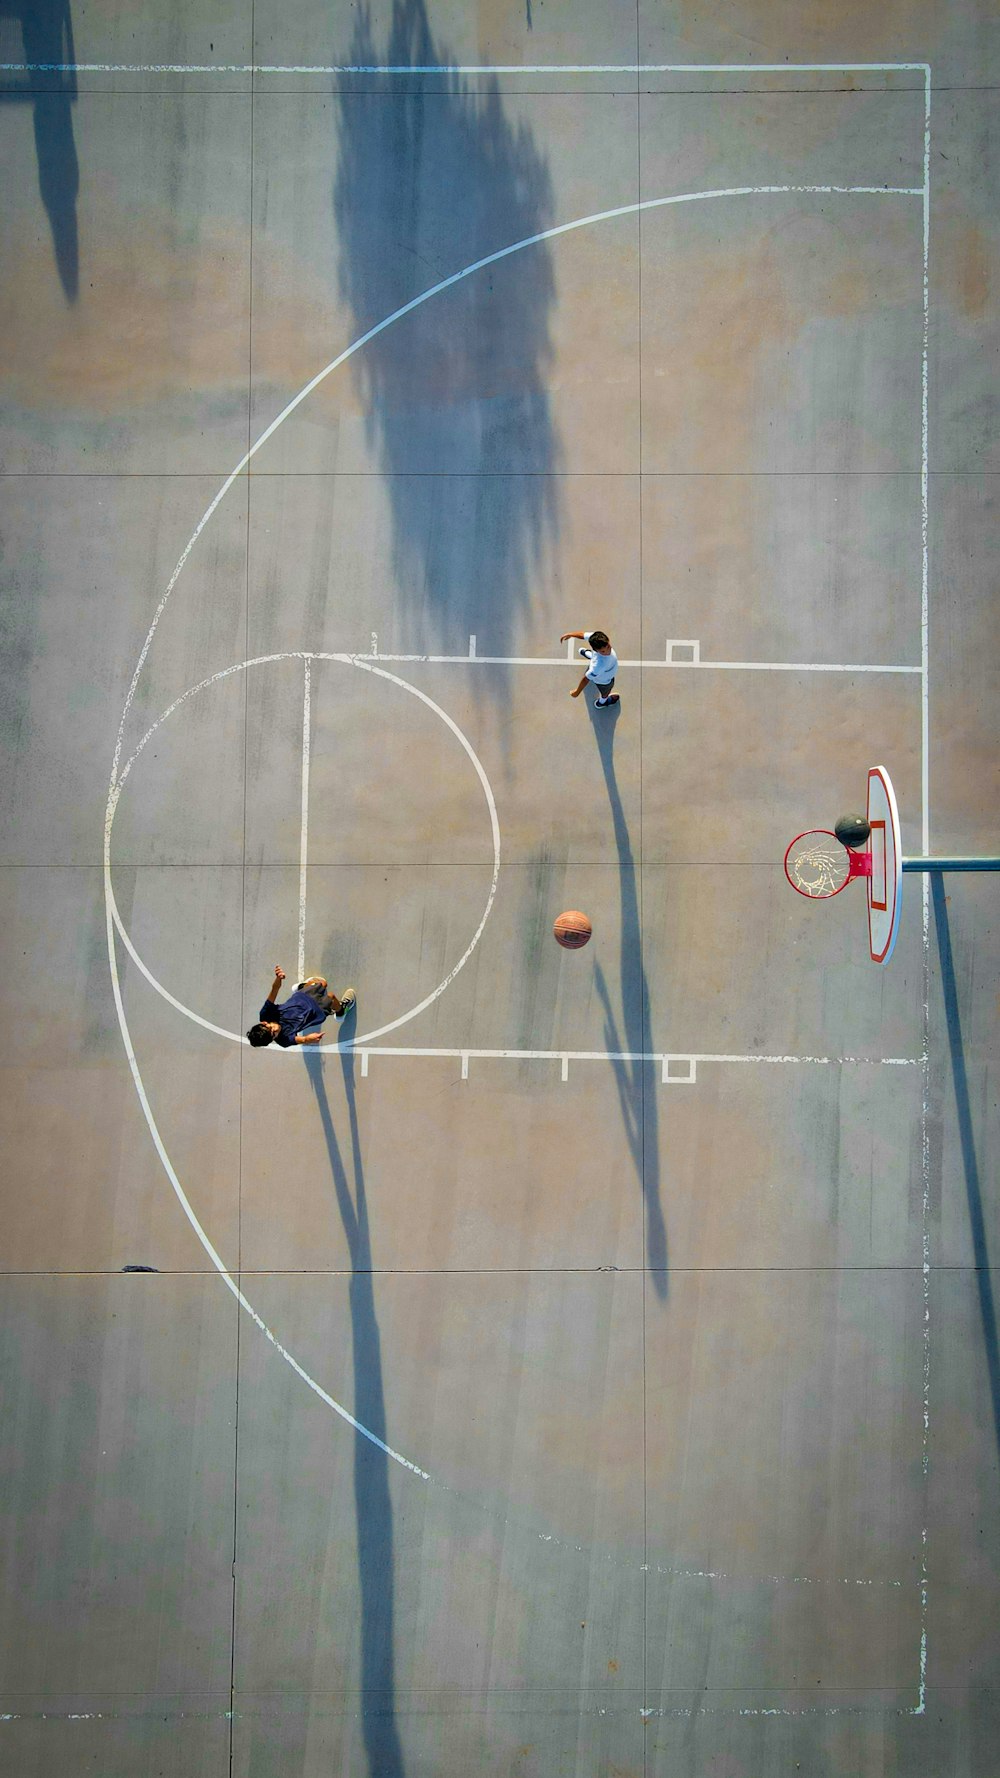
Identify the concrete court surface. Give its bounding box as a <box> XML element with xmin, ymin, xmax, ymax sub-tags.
<box><xmin>1</xmin><ymin>2</ymin><xmax>999</xmax><ymax>1775</ymax></box>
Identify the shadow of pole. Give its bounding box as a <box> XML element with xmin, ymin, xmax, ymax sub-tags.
<box><xmin>1</xmin><ymin>0</ymin><xmax>80</xmax><ymax>301</ymax></box>
<box><xmin>586</xmin><ymin>699</ymin><xmax>668</xmax><ymax>1299</ymax></box>
<box><xmin>304</xmin><ymin>1048</ymin><xmax>406</xmax><ymax>1778</ymax></box>
<box><xmin>332</xmin><ymin>0</ymin><xmax>559</xmax><ymax>691</ymax></box>
<box><xmin>931</xmin><ymin>876</ymin><xmax>1000</xmax><ymax>1461</ymax></box>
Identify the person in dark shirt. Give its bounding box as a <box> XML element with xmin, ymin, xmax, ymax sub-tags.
<box><xmin>246</xmin><ymin>965</ymin><xmax>356</xmax><ymax>1048</ymax></box>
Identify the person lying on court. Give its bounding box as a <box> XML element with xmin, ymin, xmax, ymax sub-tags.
<box><xmin>246</xmin><ymin>966</ymin><xmax>356</xmax><ymax>1048</ymax></box>
<box><xmin>560</xmin><ymin>627</ymin><xmax>620</xmax><ymax>708</ymax></box>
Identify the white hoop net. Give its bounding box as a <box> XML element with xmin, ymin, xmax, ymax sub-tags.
<box><xmin>784</xmin><ymin>831</ymin><xmax>851</xmax><ymax>899</ymax></box>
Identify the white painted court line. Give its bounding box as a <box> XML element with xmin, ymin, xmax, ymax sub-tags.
<box><xmin>5</xmin><ymin>61</ymin><xmax>932</xmax><ymax>74</ymax></box>
<box><xmin>296</xmin><ymin>657</ymin><xmax>311</xmax><ymax>982</ymax></box>
<box><xmin>0</xmin><ymin>1696</ymin><xmax>921</xmax><ymax>1725</ymax></box>
<box><xmin>921</xmin><ymin>68</ymin><xmax>931</xmax><ymax>861</ymax></box>
<box><xmin>340</xmin><ymin>650</ymin><xmax>922</xmax><ymax>674</ymax></box>
<box><xmin>353</xmin><ymin>1047</ymin><xmax>920</xmax><ymax>1070</ymax></box>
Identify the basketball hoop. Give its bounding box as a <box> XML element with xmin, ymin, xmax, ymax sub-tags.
<box><xmin>785</xmin><ymin>768</ymin><xmax>899</xmax><ymax>962</ymax></box>
<box><xmin>783</xmin><ymin>830</ymin><xmax>872</xmax><ymax>899</ymax></box>
<box><xmin>787</xmin><ymin>765</ymin><xmax>999</xmax><ymax>965</ymax></box>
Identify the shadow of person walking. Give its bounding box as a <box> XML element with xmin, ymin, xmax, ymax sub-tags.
<box><xmin>333</xmin><ymin>0</ymin><xmax>559</xmax><ymax>687</ymax></box>
<box><xmin>304</xmin><ymin>1048</ymin><xmax>407</xmax><ymax>1778</ymax></box>
<box><xmin>586</xmin><ymin>699</ymin><xmax>668</xmax><ymax>1299</ymax></box>
<box><xmin>0</xmin><ymin>0</ymin><xmax>79</xmax><ymax>301</ymax></box>
<box><xmin>932</xmin><ymin>876</ymin><xmax>1000</xmax><ymax>1466</ymax></box>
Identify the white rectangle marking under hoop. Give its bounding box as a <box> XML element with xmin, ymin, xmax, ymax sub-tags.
<box><xmin>667</xmin><ymin>639</ymin><xmax>701</xmax><ymax>664</ymax></box>
<box><xmin>662</xmin><ymin>1056</ymin><xmax>697</xmax><ymax>1084</ymax></box>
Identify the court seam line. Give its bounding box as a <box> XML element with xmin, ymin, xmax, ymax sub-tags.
<box><xmin>635</xmin><ymin>44</ymin><xmax>649</xmax><ymax>1754</ymax></box>
<box><xmin>296</xmin><ymin>658</ymin><xmax>311</xmax><ymax>981</ymax></box>
<box><xmin>229</xmin><ymin>43</ymin><xmax>255</xmax><ymax>1776</ymax></box>
<box><xmin>916</xmin><ymin>62</ymin><xmax>932</xmax><ymax>1718</ymax></box>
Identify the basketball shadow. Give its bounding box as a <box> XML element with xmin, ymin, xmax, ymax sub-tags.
<box><xmin>333</xmin><ymin>0</ymin><xmax>559</xmax><ymax>691</ymax></box>
<box><xmin>0</xmin><ymin>0</ymin><xmax>80</xmax><ymax>302</ymax></box>
<box><xmin>932</xmin><ymin>876</ymin><xmax>1000</xmax><ymax>1464</ymax></box>
<box><xmin>586</xmin><ymin>699</ymin><xmax>668</xmax><ymax>1299</ymax></box>
<box><xmin>304</xmin><ymin>1049</ymin><xmax>407</xmax><ymax>1778</ymax></box>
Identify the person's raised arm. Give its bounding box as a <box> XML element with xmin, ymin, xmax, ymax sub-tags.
<box><xmin>560</xmin><ymin>631</ymin><xmax>585</xmax><ymax>643</ymax></box>
<box><xmin>265</xmin><ymin>963</ymin><xmax>285</xmax><ymax>1006</ymax></box>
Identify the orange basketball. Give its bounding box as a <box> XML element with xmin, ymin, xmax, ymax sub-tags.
<box><xmin>554</xmin><ymin>910</ymin><xmax>592</xmax><ymax>949</ymax></box>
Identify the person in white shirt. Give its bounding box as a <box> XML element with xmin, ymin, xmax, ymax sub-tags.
<box><xmin>560</xmin><ymin>628</ymin><xmax>620</xmax><ymax>708</ymax></box>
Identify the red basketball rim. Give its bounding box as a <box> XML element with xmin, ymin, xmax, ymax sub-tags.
<box><xmin>783</xmin><ymin>829</ymin><xmax>853</xmax><ymax>899</ymax></box>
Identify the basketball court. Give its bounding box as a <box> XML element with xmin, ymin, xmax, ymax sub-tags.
<box><xmin>1</xmin><ymin>4</ymin><xmax>998</xmax><ymax>1774</ymax></box>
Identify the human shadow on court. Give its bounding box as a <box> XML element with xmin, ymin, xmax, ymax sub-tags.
<box><xmin>304</xmin><ymin>1049</ymin><xmax>407</xmax><ymax>1778</ymax></box>
<box><xmin>932</xmin><ymin>876</ymin><xmax>1000</xmax><ymax>1464</ymax></box>
<box><xmin>0</xmin><ymin>0</ymin><xmax>79</xmax><ymax>301</ymax></box>
<box><xmin>333</xmin><ymin>1</ymin><xmax>559</xmax><ymax>688</ymax></box>
<box><xmin>587</xmin><ymin>702</ymin><xmax>668</xmax><ymax>1299</ymax></box>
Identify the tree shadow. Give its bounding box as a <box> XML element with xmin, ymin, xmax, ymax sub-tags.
<box><xmin>586</xmin><ymin>699</ymin><xmax>668</xmax><ymax>1299</ymax></box>
<box><xmin>0</xmin><ymin>0</ymin><xmax>79</xmax><ymax>301</ymax></box>
<box><xmin>932</xmin><ymin>875</ymin><xmax>1000</xmax><ymax>1463</ymax></box>
<box><xmin>333</xmin><ymin>1</ymin><xmax>560</xmax><ymax>685</ymax></box>
<box><xmin>304</xmin><ymin>1048</ymin><xmax>406</xmax><ymax>1778</ymax></box>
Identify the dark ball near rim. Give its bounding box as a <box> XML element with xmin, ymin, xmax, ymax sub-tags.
<box><xmin>834</xmin><ymin>813</ymin><xmax>871</xmax><ymax>849</ymax></box>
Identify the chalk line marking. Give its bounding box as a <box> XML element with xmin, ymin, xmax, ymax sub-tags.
<box><xmin>103</xmin><ymin>172</ymin><xmax>930</xmax><ymax>1563</ymax></box>
<box><xmin>296</xmin><ymin>657</ymin><xmax>311</xmax><ymax>982</ymax></box>
<box><xmin>107</xmin><ymin>651</ymin><xmax>502</xmax><ymax>1051</ymax></box>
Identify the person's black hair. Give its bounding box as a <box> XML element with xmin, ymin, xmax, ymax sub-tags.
<box><xmin>247</xmin><ymin>1023</ymin><xmax>275</xmax><ymax>1047</ymax></box>
<box><xmin>589</xmin><ymin>629</ymin><xmax>610</xmax><ymax>649</ymax></box>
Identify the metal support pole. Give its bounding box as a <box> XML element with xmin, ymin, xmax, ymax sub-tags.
<box><xmin>902</xmin><ymin>858</ymin><xmax>1000</xmax><ymax>872</ymax></box>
